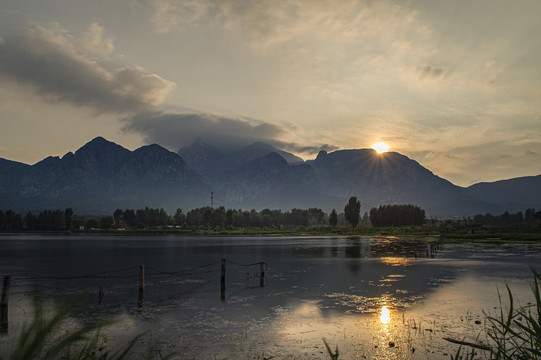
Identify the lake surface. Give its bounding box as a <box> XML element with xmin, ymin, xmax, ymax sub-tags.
<box><xmin>1</xmin><ymin>234</ymin><xmax>541</xmax><ymax>359</ymax></box>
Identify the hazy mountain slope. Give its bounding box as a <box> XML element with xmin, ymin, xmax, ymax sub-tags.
<box><xmin>308</xmin><ymin>149</ymin><xmax>497</xmax><ymax>215</ymax></box>
<box><xmin>0</xmin><ymin>158</ymin><xmax>31</xmax><ymax>208</ymax></box>
<box><xmin>465</xmin><ymin>175</ymin><xmax>541</xmax><ymax>213</ymax></box>
<box><xmin>1</xmin><ymin>137</ymin><xmax>209</xmax><ymax>214</ymax></box>
<box><xmin>178</xmin><ymin>140</ymin><xmax>306</xmax><ymax>191</ymax></box>
<box><xmin>216</xmin><ymin>152</ymin><xmax>343</xmax><ymax>210</ymax></box>
<box><xmin>177</xmin><ymin>139</ymin><xmax>228</xmax><ymax>181</ymax></box>
<box><xmin>1</xmin><ymin>137</ymin><xmax>539</xmax><ymax>216</ymax></box>
<box><xmin>231</xmin><ymin>142</ymin><xmax>304</xmax><ymax>165</ymax></box>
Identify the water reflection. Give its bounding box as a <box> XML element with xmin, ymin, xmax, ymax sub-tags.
<box><xmin>1</xmin><ymin>234</ymin><xmax>541</xmax><ymax>359</ymax></box>
<box><xmin>380</xmin><ymin>305</ymin><xmax>391</xmax><ymax>325</ymax></box>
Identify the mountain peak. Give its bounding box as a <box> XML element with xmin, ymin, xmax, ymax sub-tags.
<box><xmin>235</xmin><ymin>142</ymin><xmax>304</xmax><ymax>165</ymax></box>
<box><xmin>75</xmin><ymin>136</ymin><xmax>129</xmax><ymax>157</ymax></box>
<box><xmin>250</xmin><ymin>151</ymin><xmax>288</xmax><ymax>168</ymax></box>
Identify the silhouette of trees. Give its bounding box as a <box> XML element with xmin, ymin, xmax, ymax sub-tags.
<box><xmin>64</xmin><ymin>208</ymin><xmax>73</xmax><ymax>231</ymax></box>
<box><xmin>0</xmin><ymin>210</ymin><xmax>22</xmax><ymax>230</ymax></box>
<box><xmin>473</xmin><ymin>211</ymin><xmax>527</xmax><ymax>226</ymax></box>
<box><xmin>173</xmin><ymin>208</ymin><xmax>186</xmax><ymax>225</ymax></box>
<box><xmin>100</xmin><ymin>216</ymin><xmax>114</xmax><ymax>230</ymax></box>
<box><xmin>6</xmin><ymin>203</ymin><xmax>539</xmax><ymax>232</ymax></box>
<box><xmin>183</xmin><ymin>206</ymin><xmax>327</xmax><ymax>228</ymax></box>
<box><xmin>85</xmin><ymin>218</ymin><xmax>99</xmax><ymax>229</ymax></box>
<box><xmin>113</xmin><ymin>209</ymin><xmax>123</xmax><ymax>226</ymax></box>
<box><xmin>344</xmin><ymin>196</ymin><xmax>361</xmax><ymax>228</ymax></box>
<box><xmin>329</xmin><ymin>209</ymin><xmax>338</xmax><ymax>227</ymax></box>
<box><xmin>369</xmin><ymin>204</ymin><xmax>425</xmax><ymax>227</ymax></box>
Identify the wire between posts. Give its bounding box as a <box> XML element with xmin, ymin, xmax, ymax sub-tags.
<box><xmin>9</xmin><ymin>266</ymin><xmax>140</xmax><ymax>282</ymax></box>
<box><xmin>227</xmin><ymin>260</ymin><xmax>266</xmax><ymax>267</ymax></box>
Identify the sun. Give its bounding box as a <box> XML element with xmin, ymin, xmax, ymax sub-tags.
<box><xmin>372</xmin><ymin>142</ymin><xmax>389</xmax><ymax>154</ymax></box>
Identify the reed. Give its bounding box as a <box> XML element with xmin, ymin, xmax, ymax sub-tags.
<box><xmin>451</xmin><ymin>267</ymin><xmax>541</xmax><ymax>359</ymax></box>
<box><xmin>5</xmin><ymin>294</ymin><xmax>176</xmax><ymax>360</ymax></box>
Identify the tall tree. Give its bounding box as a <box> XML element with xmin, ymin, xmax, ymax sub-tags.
<box><xmin>174</xmin><ymin>208</ymin><xmax>185</xmax><ymax>225</ymax></box>
<box><xmin>113</xmin><ymin>209</ymin><xmax>123</xmax><ymax>226</ymax></box>
<box><xmin>344</xmin><ymin>196</ymin><xmax>361</xmax><ymax>229</ymax></box>
<box><xmin>64</xmin><ymin>208</ymin><xmax>74</xmax><ymax>231</ymax></box>
<box><xmin>329</xmin><ymin>209</ymin><xmax>338</xmax><ymax>227</ymax></box>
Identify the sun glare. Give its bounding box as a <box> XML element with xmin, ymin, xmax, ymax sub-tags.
<box><xmin>372</xmin><ymin>142</ymin><xmax>389</xmax><ymax>154</ymax></box>
<box><xmin>380</xmin><ymin>306</ymin><xmax>391</xmax><ymax>325</ymax></box>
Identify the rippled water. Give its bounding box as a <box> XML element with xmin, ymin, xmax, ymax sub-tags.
<box><xmin>1</xmin><ymin>234</ymin><xmax>540</xmax><ymax>359</ymax></box>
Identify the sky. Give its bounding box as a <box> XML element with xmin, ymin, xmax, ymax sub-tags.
<box><xmin>1</xmin><ymin>0</ymin><xmax>540</xmax><ymax>187</ymax></box>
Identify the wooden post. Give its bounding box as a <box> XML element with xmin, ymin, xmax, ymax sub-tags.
<box><xmin>0</xmin><ymin>276</ymin><xmax>9</xmax><ymax>307</ymax></box>
<box><xmin>98</xmin><ymin>285</ymin><xmax>104</xmax><ymax>305</ymax></box>
<box><xmin>137</xmin><ymin>265</ymin><xmax>144</xmax><ymax>312</ymax></box>
<box><xmin>139</xmin><ymin>265</ymin><xmax>145</xmax><ymax>292</ymax></box>
<box><xmin>259</xmin><ymin>262</ymin><xmax>266</xmax><ymax>288</ymax></box>
<box><xmin>221</xmin><ymin>258</ymin><xmax>226</xmax><ymax>301</ymax></box>
<box><xmin>1</xmin><ymin>276</ymin><xmax>10</xmax><ymax>334</ymax></box>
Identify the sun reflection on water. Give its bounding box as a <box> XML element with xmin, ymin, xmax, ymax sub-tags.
<box><xmin>380</xmin><ymin>305</ymin><xmax>391</xmax><ymax>325</ymax></box>
<box><xmin>379</xmin><ymin>256</ymin><xmax>411</xmax><ymax>267</ymax></box>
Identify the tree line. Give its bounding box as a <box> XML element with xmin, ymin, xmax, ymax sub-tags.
<box><xmin>0</xmin><ymin>197</ymin><xmax>434</xmax><ymax>231</ymax></box>
<box><xmin>370</xmin><ymin>204</ymin><xmax>425</xmax><ymax>227</ymax></box>
<box><xmin>472</xmin><ymin>208</ymin><xmax>541</xmax><ymax>226</ymax></box>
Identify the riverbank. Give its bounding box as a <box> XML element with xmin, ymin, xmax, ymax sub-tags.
<box><xmin>2</xmin><ymin>223</ymin><xmax>541</xmax><ymax>243</ymax></box>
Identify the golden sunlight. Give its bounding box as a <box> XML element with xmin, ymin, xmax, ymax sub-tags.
<box><xmin>372</xmin><ymin>142</ymin><xmax>389</xmax><ymax>154</ymax></box>
<box><xmin>380</xmin><ymin>305</ymin><xmax>391</xmax><ymax>324</ymax></box>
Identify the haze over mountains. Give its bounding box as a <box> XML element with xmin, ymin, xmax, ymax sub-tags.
<box><xmin>1</xmin><ymin>136</ymin><xmax>540</xmax><ymax>217</ymax></box>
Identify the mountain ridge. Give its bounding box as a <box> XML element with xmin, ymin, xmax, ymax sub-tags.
<box><xmin>1</xmin><ymin>136</ymin><xmax>540</xmax><ymax>216</ymax></box>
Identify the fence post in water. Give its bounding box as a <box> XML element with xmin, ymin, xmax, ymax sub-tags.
<box><xmin>259</xmin><ymin>262</ymin><xmax>266</xmax><ymax>288</ymax></box>
<box><xmin>139</xmin><ymin>265</ymin><xmax>145</xmax><ymax>291</ymax></box>
<box><xmin>138</xmin><ymin>265</ymin><xmax>145</xmax><ymax>311</ymax></box>
<box><xmin>1</xmin><ymin>275</ymin><xmax>10</xmax><ymax>333</ymax></box>
<box><xmin>221</xmin><ymin>258</ymin><xmax>226</xmax><ymax>301</ymax></box>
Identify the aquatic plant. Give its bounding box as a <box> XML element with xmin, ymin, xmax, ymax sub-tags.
<box><xmin>5</xmin><ymin>295</ymin><xmax>175</xmax><ymax>360</ymax></box>
<box><xmin>450</xmin><ymin>268</ymin><xmax>541</xmax><ymax>359</ymax></box>
<box><xmin>323</xmin><ymin>339</ymin><xmax>339</xmax><ymax>360</ymax></box>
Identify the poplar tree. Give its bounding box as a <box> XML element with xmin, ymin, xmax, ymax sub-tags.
<box><xmin>329</xmin><ymin>209</ymin><xmax>338</xmax><ymax>227</ymax></box>
<box><xmin>344</xmin><ymin>197</ymin><xmax>361</xmax><ymax>229</ymax></box>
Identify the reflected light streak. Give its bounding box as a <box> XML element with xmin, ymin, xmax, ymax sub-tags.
<box><xmin>380</xmin><ymin>305</ymin><xmax>390</xmax><ymax>325</ymax></box>
<box><xmin>380</xmin><ymin>256</ymin><xmax>411</xmax><ymax>267</ymax></box>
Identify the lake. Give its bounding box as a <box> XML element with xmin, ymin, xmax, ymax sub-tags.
<box><xmin>1</xmin><ymin>234</ymin><xmax>540</xmax><ymax>359</ymax></box>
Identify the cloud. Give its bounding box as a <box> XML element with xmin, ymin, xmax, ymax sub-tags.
<box><xmin>124</xmin><ymin>111</ymin><xmax>290</xmax><ymax>150</ymax></box>
<box><xmin>145</xmin><ymin>0</ymin><xmax>212</xmax><ymax>34</ymax></box>
<box><xmin>418</xmin><ymin>65</ymin><xmax>449</xmax><ymax>80</ymax></box>
<box><xmin>272</xmin><ymin>141</ymin><xmax>340</xmax><ymax>155</ymax></box>
<box><xmin>80</xmin><ymin>23</ymin><xmax>115</xmax><ymax>57</ymax></box>
<box><xmin>0</xmin><ymin>24</ymin><xmax>175</xmax><ymax>114</ymax></box>
<box><xmin>123</xmin><ymin>110</ymin><xmax>339</xmax><ymax>155</ymax></box>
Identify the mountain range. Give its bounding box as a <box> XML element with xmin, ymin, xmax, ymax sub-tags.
<box><xmin>1</xmin><ymin>136</ymin><xmax>540</xmax><ymax>217</ymax></box>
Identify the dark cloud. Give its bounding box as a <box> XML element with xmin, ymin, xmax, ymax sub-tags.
<box><xmin>123</xmin><ymin>111</ymin><xmax>339</xmax><ymax>155</ymax></box>
<box><xmin>0</xmin><ymin>27</ymin><xmax>175</xmax><ymax>114</ymax></box>
<box><xmin>418</xmin><ymin>65</ymin><xmax>448</xmax><ymax>80</ymax></box>
<box><xmin>271</xmin><ymin>141</ymin><xmax>339</xmax><ymax>154</ymax></box>
<box><xmin>124</xmin><ymin>111</ymin><xmax>290</xmax><ymax>150</ymax></box>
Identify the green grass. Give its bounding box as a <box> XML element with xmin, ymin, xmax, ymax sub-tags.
<box><xmin>451</xmin><ymin>268</ymin><xmax>541</xmax><ymax>359</ymax></box>
<box><xmin>3</xmin><ymin>295</ymin><xmax>176</xmax><ymax>360</ymax></box>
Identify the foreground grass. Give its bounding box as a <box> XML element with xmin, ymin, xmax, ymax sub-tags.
<box><xmin>450</xmin><ymin>268</ymin><xmax>541</xmax><ymax>360</ymax></box>
<box><xmin>2</xmin><ymin>296</ymin><xmax>175</xmax><ymax>360</ymax></box>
